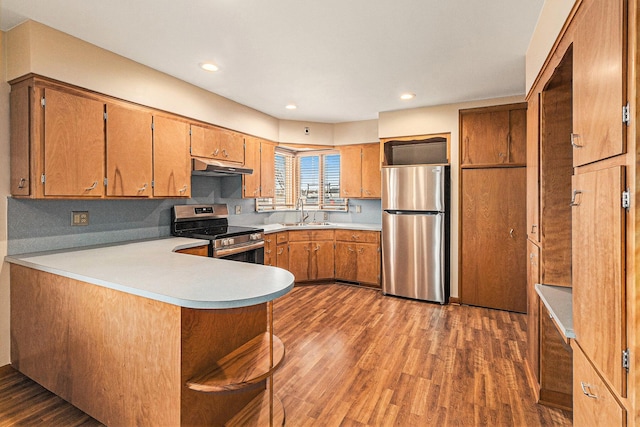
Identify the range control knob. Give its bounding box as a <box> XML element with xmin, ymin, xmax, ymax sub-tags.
<box><xmin>228</xmin><ymin>238</ymin><xmax>235</xmax><ymax>245</ymax></box>
<box><xmin>250</xmin><ymin>233</ymin><xmax>262</xmax><ymax>241</ymax></box>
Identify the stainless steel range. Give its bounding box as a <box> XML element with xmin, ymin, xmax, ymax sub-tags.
<box><xmin>171</xmin><ymin>204</ymin><xmax>264</xmax><ymax>263</ymax></box>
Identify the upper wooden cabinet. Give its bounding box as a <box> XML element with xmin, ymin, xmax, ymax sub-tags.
<box><xmin>572</xmin><ymin>0</ymin><xmax>626</xmax><ymax>167</ymax></box>
<box><xmin>526</xmin><ymin>94</ymin><xmax>540</xmax><ymax>243</ymax></box>
<box><xmin>106</xmin><ymin>104</ymin><xmax>153</xmax><ymax>197</ymax></box>
<box><xmin>43</xmin><ymin>88</ymin><xmax>105</xmax><ymax>197</ymax></box>
<box><xmin>191</xmin><ymin>124</ymin><xmax>244</xmax><ymax>164</ymax></box>
<box><xmin>460</xmin><ymin>103</ymin><xmax>527</xmax><ymax>167</ymax></box>
<box><xmin>152</xmin><ymin>115</ymin><xmax>191</xmax><ymax>197</ymax></box>
<box><xmin>242</xmin><ymin>136</ymin><xmax>275</xmax><ymax>198</ymax></box>
<box><xmin>339</xmin><ymin>143</ymin><xmax>381</xmax><ymax>199</ymax></box>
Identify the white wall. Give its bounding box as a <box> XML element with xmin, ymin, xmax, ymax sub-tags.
<box><xmin>0</xmin><ymin>30</ymin><xmax>12</xmax><ymax>366</ymax></box>
<box><xmin>378</xmin><ymin>95</ymin><xmax>525</xmax><ymax>299</ymax></box>
<box><xmin>525</xmin><ymin>0</ymin><xmax>576</xmax><ymax>93</ymax></box>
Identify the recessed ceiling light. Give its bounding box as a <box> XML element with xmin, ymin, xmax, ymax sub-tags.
<box><xmin>200</xmin><ymin>62</ymin><xmax>219</xmax><ymax>72</ymax></box>
<box><xmin>285</xmin><ymin>104</ymin><xmax>297</xmax><ymax>110</ymax></box>
<box><xmin>400</xmin><ymin>93</ymin><xmax>416</xmax><ymax>100</ymax></box>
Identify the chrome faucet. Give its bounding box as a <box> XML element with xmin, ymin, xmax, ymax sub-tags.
<box><xmin>297</xmin><ymin>197</ymin><xmax>309</xmax><ymax>223</ymax></box>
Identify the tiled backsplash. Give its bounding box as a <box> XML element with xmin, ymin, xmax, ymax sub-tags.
<box><xmin>7</xmin><ymin>176</ymin><xmax>381</xmax><ymax>255</ymax></box>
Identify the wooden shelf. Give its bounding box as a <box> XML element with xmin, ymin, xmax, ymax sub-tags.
<box><xmin>225</xmin><ymin>392</ymin><xmax>285</xmax><ymax>426</ymax></box>
<box><xmin>187</xmin><ymin>332</ymin><xmax>284</xmax><ymax>393</ymax></box>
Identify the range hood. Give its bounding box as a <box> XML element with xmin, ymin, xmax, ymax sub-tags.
<box><xmin>191</xmin><ymin>157</ymin><xmax>253</xmax><ymax>176</ymax></box>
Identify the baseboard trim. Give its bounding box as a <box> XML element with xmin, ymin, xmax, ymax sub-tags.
<box><xmin>448</xmin><ymin>296</ymin><xmax>461</xmax><ymax>305</ymax></box>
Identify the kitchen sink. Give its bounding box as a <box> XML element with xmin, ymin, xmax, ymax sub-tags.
<box><xmin>280</xmin><ymin>222</ymin><xmax>331</xmax><ymax>227</ymax></box>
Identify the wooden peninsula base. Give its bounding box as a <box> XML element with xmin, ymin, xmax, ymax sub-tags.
<box><xmin>10</xmin><ymin>264</ymin><xmax>285</xmax><ymax>426</ymax></box>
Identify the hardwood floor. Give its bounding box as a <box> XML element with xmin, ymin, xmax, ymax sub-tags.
<box><xmin>0</xmin><ymin>284</ymin><xmax>571</xmax><ymax>426</ymax></box>
<box><xmin>273</xmin><ymin>284</ymin><xmax>572</xmax><ymax>426</ymax></box>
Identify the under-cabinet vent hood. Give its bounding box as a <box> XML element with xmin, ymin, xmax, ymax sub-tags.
<box><xmin>191</xmin><ymin>157</ymin><xmax>253</xmax><ymax>176</ymax></box>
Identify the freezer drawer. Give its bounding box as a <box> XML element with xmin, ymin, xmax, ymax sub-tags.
<box><xmin>382</xmin><ymin>211</ymin><xmax>445</xmax><ymax>303</ymax></box>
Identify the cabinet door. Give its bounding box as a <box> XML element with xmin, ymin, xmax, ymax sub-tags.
<box><xmin>572</xmin><ymin>166</ymin><xmax>626</xmax><ymax>396</ymax></box>
<box><xmin>106</xmin><ymin>104</ymin><xmax>153</xmax><ymax>197</ymax></box>
<box><xmin>527</xmin><ymin>94</ymin><xmax>540</xmax><ymax>242</ymax></box>
<box><xmin>356</xmin><ymin>243</ymin><xmax>380</xmax><ymax>286</ymax></box>
<box><xmin>527</xmin><ymin>240</ymin><xmax>540</xmax><ymax>384</ymax></box>
<box><xmin>461</xmin><ymin>109</ymin><xmax>510</xmax><ymax>166</ymax></box>
<box><xmin>509</xmin><ymin>108</ymin><xmax>527</xmax><ymax>164</ymax></box>
<box><xmin>260</xmin><ymin>141</ymin><xmax>276</xmax><ymax>198</ymax></box>
<box><xmin>263</xmin><ymin>234</ymin><xmax>276</xmax><ymax>266</ymax></box>
<box><xmin>10</xmin><ymin>84</ymin><xmax>31</xmax><ymax>196</ymax></box>
<box><xmin>340</xmin><ymin>145</ymin><xmax>362</xmax><ymax>198</ymax></box>
<box><xmin>276</xmin><ymin>244</ymin><xmax>289</xmax><ymax>270</ymax></box>
<box><xmin>153</xmin><ymin>116</ymin><xmax>190</xmax><ymax>197</ymax></box>
<box><xmin>572</xmin><ymin>342</ymin><xmax>626</xmax><ymax>426</ymax></box>
<box><xmin>539</xmin><ymin>301</ymin><xmax>572</xmax><ymax>410</ymax></box>
<box><xmin>43</xmin><ymin>88</ymin><xmax>105</xmax><ymax>197</ymax></box>
<box><xmin>361</xmin><ymin>144</ymin><xmax>381</xmax><ymax>198</ymax></box>
<box><xmin>460</xmin><ymin>168</ymin><xmax>527</xmax><ymax>312</ymax></box>
<box><xmin>335</xmin><ymin>242</ymin><xmax>357</xmax><ymax>282</ymax></box>
<box><xmin>313</xmin><ymin>241</ymin><xmax>334</xmax><ymax>280</ymax></box>
<box><xmin>288</xmin><ymin>242</ymin><xmax>311</xmax><ymax>282</ymax></box>
<box><xmin>242</xmin><ymin>136</ymin><xmax>261</xmax><ymax>198</ymax></box>
<box><xmin>572</xmin><ymin>0</ymin><xmax>625</xmax><ymax>166</ymax></box>
<box><xmin>191</xmin><ymin>125</ymin><xmax>244</xmax><ymax>163</ymax></box>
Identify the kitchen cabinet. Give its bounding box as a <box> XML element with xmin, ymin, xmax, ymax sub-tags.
<box><xmin>9</xmin><ymin>83</ymin><xmax>31</xmax><ymax>196</ymax></box>
<box><xmin>460</xmin><ymin>167</ymin><xmax>526</xmax><ymax>312</ymax></box>
<box><xmin>105</xmin><ymin>103</ymin><xmax>153</xmax><ymax>197</ymax></box>
<box><xmin>288</xmin><ymin>230</ymin><xmax>334</xmax><ymax>282</ymax></box>
<box><xmin>152</xmin><ymin>115</ymin><xmax>191</xmax><ymax>197</ymax></box>
<box><xmin>572</xmin><ymin>0</ymin><xmax>626</xmax><ymax>167</ymax></box>
<box><xmin>572</xmin><ymin>340</ymin><xmax>626</xmax><ymax>426</ymax></box>
<box><xmin>526</xmin><ymin>240</ymin><xmax>540</xmax><ymax>385</ymax></box>
<box><xmin>191</xmin><ymin>123</ymin><xmax>244</xmax><ymax>164</ymax></box>
<box><xmin>243</xmin><ymin>136</ymin><xmax>276</xmax><ymax>198</ymax></box>
<box><xmin>42</xmin><ymin>88</ymin><xmax>105</xmax><ymax>197</ymax></box>
<box><xmin>460</xmin><ymin>103</ymin><xmax>527</xmax><ymax>167</ymax></box>
<box><xmin>340</xmin><ymin>143</ymin><xmax>381</xmax><ymax>199</ymax></box>
<box><xmin>275</xmin><ymin>232</ymin><xmax>289</xmax><ymax>270</ymax></box>
<box><xmin>572</xmin><ymin>165</ymin><xmax>626</xmax><ymax>397</ymax></box>
<box><xmin>334</xmin><ymin>230</ymin><xmax>380</xmax><ymax>287</ymax></box>
<box><xmin>526</xmin><ymin>94</ymin><xmax>540</xmax><ymax>243</ymax></box>
<box><xmin>264</xmin><ymin>234</ymin><xmax>276</xmax><ymax>266</ymax></box>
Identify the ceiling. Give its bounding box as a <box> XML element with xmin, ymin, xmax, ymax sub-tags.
<box><xmin>0</xmin><ymin>0</ymin><xmax>544</xmax><ymax>124</ymax></box>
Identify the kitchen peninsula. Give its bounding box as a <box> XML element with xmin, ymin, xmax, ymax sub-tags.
<box><xmin>5</xmin><ymin>238</ymin><xmax>294</xmax><ymax>426</ymax></box>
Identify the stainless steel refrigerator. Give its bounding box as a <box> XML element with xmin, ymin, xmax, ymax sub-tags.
<box><xmin>381</xmin><ymin>164</ymin><xmax>449</xmax><ymax>303</ymax></box>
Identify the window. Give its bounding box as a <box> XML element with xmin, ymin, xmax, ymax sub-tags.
<box><xmin>257</xmin><ymin>149</ymin><xmax>348</xmax><ymax>211</ymax></box>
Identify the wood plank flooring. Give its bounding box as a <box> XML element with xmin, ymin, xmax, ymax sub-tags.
<box><xmin>0</xmin><ymin>284</ymin><xmax>572</xmax><ymax>426</ymax></box>
<box><xmin>273</xmin><ymin>284</ymin><xmax>572</xmax><ymax>426</ymax></box>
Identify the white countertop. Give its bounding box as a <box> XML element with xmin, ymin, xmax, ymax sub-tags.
<box><xmin>5</xmin><ymin>238</ymin><xmax>295</xmax><ymax>310</ymax></box>
<box><xmin>256</xmin><ymin>222</ymin><xmax>381</xmax><ymax>233</ymax></box>
<box><xmin>535</xmin><ymin>283</ymin><xmax>574</xmax><ymax>340</ymax></box>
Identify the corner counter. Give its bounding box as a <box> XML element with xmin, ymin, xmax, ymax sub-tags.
<box><xmin>6</xmin><ymin>238</ymin><xmax>294</xmax><ymax>426</ymax></box>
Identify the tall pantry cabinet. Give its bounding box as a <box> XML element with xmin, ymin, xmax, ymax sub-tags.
<box><xmin>525</xmin><ymin>0</ymin><xmax>637</xmax><ymax>423</ymax></box>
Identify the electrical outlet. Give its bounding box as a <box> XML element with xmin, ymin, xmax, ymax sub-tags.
<box><xmin>71</xmin><ymin>211</ymin><xmax>89</xmax><ymax>226</ymax></box>
<box><xmin>323</xmin><ymin>212</ymin><xmax>328</xmax><ymax>220</ymax></box>
<box><xmin>235</xmin><ymin>205</ymin><xmax>242</xmax><ymax>215</ymax></box>
<box><xmin>356</xmin><ymin>205</ymin><xmax>362</xmax><ymax>213</ymax></box>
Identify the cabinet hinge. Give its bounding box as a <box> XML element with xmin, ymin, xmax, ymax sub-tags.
<box><xmin>622</xmin><ymin>189</ymin><xmax>631</xmax><ymax>210</ymax></box>
<box><xmin>623</xmin><ymin>348</ymin><xmax>630</xmax><ymax>372</ymax></box>
<box><xmin>41</xmin><ymin>97</ymin><xmax>45</xmax><ymax>107</ymax></box>
<box><xmin>151</xmin><ymin>181</ymin><xmax>155</xmax><ymax>188</ymax></box>
<box><xmin>40</xmin><ymin>174</ymin><xmax>45</xmax><ymax>183</ymax></box>
<box><xmin>151</xmin><ymin>122</ymin><xmax>154</xmax><ymax>130</ymax></box>
<box><xmin>103</xmin><ymin>178</ymin><xmax>108</xmax><ymax>186</ymax></box>
<box><xmin>189</xmin><ymin>128</ymin><xmax>192</xmax><ymax>136</ymax></box>
<box><xmin>103</xmin><ymin>112</ymin><xmax>108</xmax><ymax>121</ymax></box>
<box><xmin>623</xmin><ymin>103</ymin><xmax>631</xmax><ymax>126</ymax></box>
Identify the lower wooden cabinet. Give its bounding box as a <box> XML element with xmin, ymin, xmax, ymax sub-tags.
<box><xmin>539</xmin><ymin>302</ymin><xmax>572</xmax><ymax>410</ymax></box>
<box><xmin>572</xmin><ymin>341</ymin><xmax>626</xmax><ymax>426</ymax></box>
<box><xmin>288</xmin><ymin>230</ymin><xmax>335</xmax><ymax>282</ymax></box>
<box><xmin>175</xmin><ymin>245</ymin><xmax>209</xmax><ymax>257</ymax></box>
<box><xmin>335</xmin><ymin>230</ymin><xmax>381</xmax><ymax>287</ymax></box>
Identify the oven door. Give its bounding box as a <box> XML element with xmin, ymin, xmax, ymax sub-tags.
<box><xmin>212</xmin><ymin>241</ymin><xmax>265</xmax><ymax>264</ymax></box>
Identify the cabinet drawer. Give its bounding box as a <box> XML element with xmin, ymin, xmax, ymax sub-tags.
<box><xmin>572</xmin><ymin>342</ymin><xmax>625</xmax><ymax>426</ymax></box>
<box><xmin>335</xmin><ymin>229</ymin><xmax>380</xmax><ymax>243</ymax></box>
<box><xmin>276</xmin><ymin>232</ymin><xmax>288</xmax><ymax>244</ymax></box>
<box><xmin>288</xmin><ymin>230</ymin><xmax>334</xmax><ymax>242</ymax></box>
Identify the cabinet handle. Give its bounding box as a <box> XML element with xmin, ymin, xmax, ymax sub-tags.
<box><xmin>304</xmin><ymin>246</ymin><xmax>310</xmax><ymax>252</ymax></box>
<box><xmin>277</xmin><ymin>248</ymin><xmax>284</xmax><ymax>255</ymax></box>
<box><xmin>348</xmin><ymin>247</ymin><xmax>355</xmax><ymax>252</ymax></box>
<box><xmin>138</xmin><ymin>183</ymin><xmax>148</xmax><ymax>192</ymax></box>
<box><xmin>580</xmin><ymin>382</ymin><xmax>598</xmax><ymax>399</ymax></box>
<box><xmin>222</xmin><ymin>149</ymin><xmax>229</xmax><ymax>158</ymax></box>
<box><xmin>314</xmin><ymin>245</ymin><xmax>320</xmax><ymax>252</ymax></box>
<box><xmin>570</xmin><ymin>133</ymin><xmax>583</xmax><ymax>148</ymax></box>
<box><xmin>265</xmin><ymin>249</ymin><xmax>272</xmax><ymax>254</ymax></box>
<box><xmin>179</xmin><ymin>185</ymin><xmax>188</xmax><ymax>194</ymax></box>
<box><xmin>569</xmin><ymin>190</ymin><xmax>582</xmax><ymax>207</ymax></box>
<box><xmin>17</xmin><ymin>178</ymin><xmax>26</xmax><ymax>189</ymax></box>
<box><xmin>85</xmin><ymin>181</ymin><xmax>98</xmax><ymax>191</ymax></box>
<box><xmin>509</xmin><ymin>228</ymin><xmax>515</xmax><ymax>238</ymax></box>
<box><xmin>265</xmin><ymin>238</ymin><xmax>272</xmax><ymax>243</ymax></box>
<box><xmin>531</xmin><ymin>224</ymin><xmax>537</xmax><ymax>233</ymax></box>
<box><xmin>364</xmin><ymin>189</ymin><xmax>371</xmax><ymax>195</ymax></box>
<box><xmin>359</xmin><ymin>247</ymin><xmax>365</xmax><ymax>254</ymax></box>
<box><xmin>212</xmin><ymin>148</ymin><xmax>219</xmax><ymax>156</ymax></box>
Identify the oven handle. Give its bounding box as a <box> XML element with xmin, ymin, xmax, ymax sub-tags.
<box><xmin>213</xmin><ymin>241</ymin><xmax>264</xmax><ymax>258</ymax></box>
